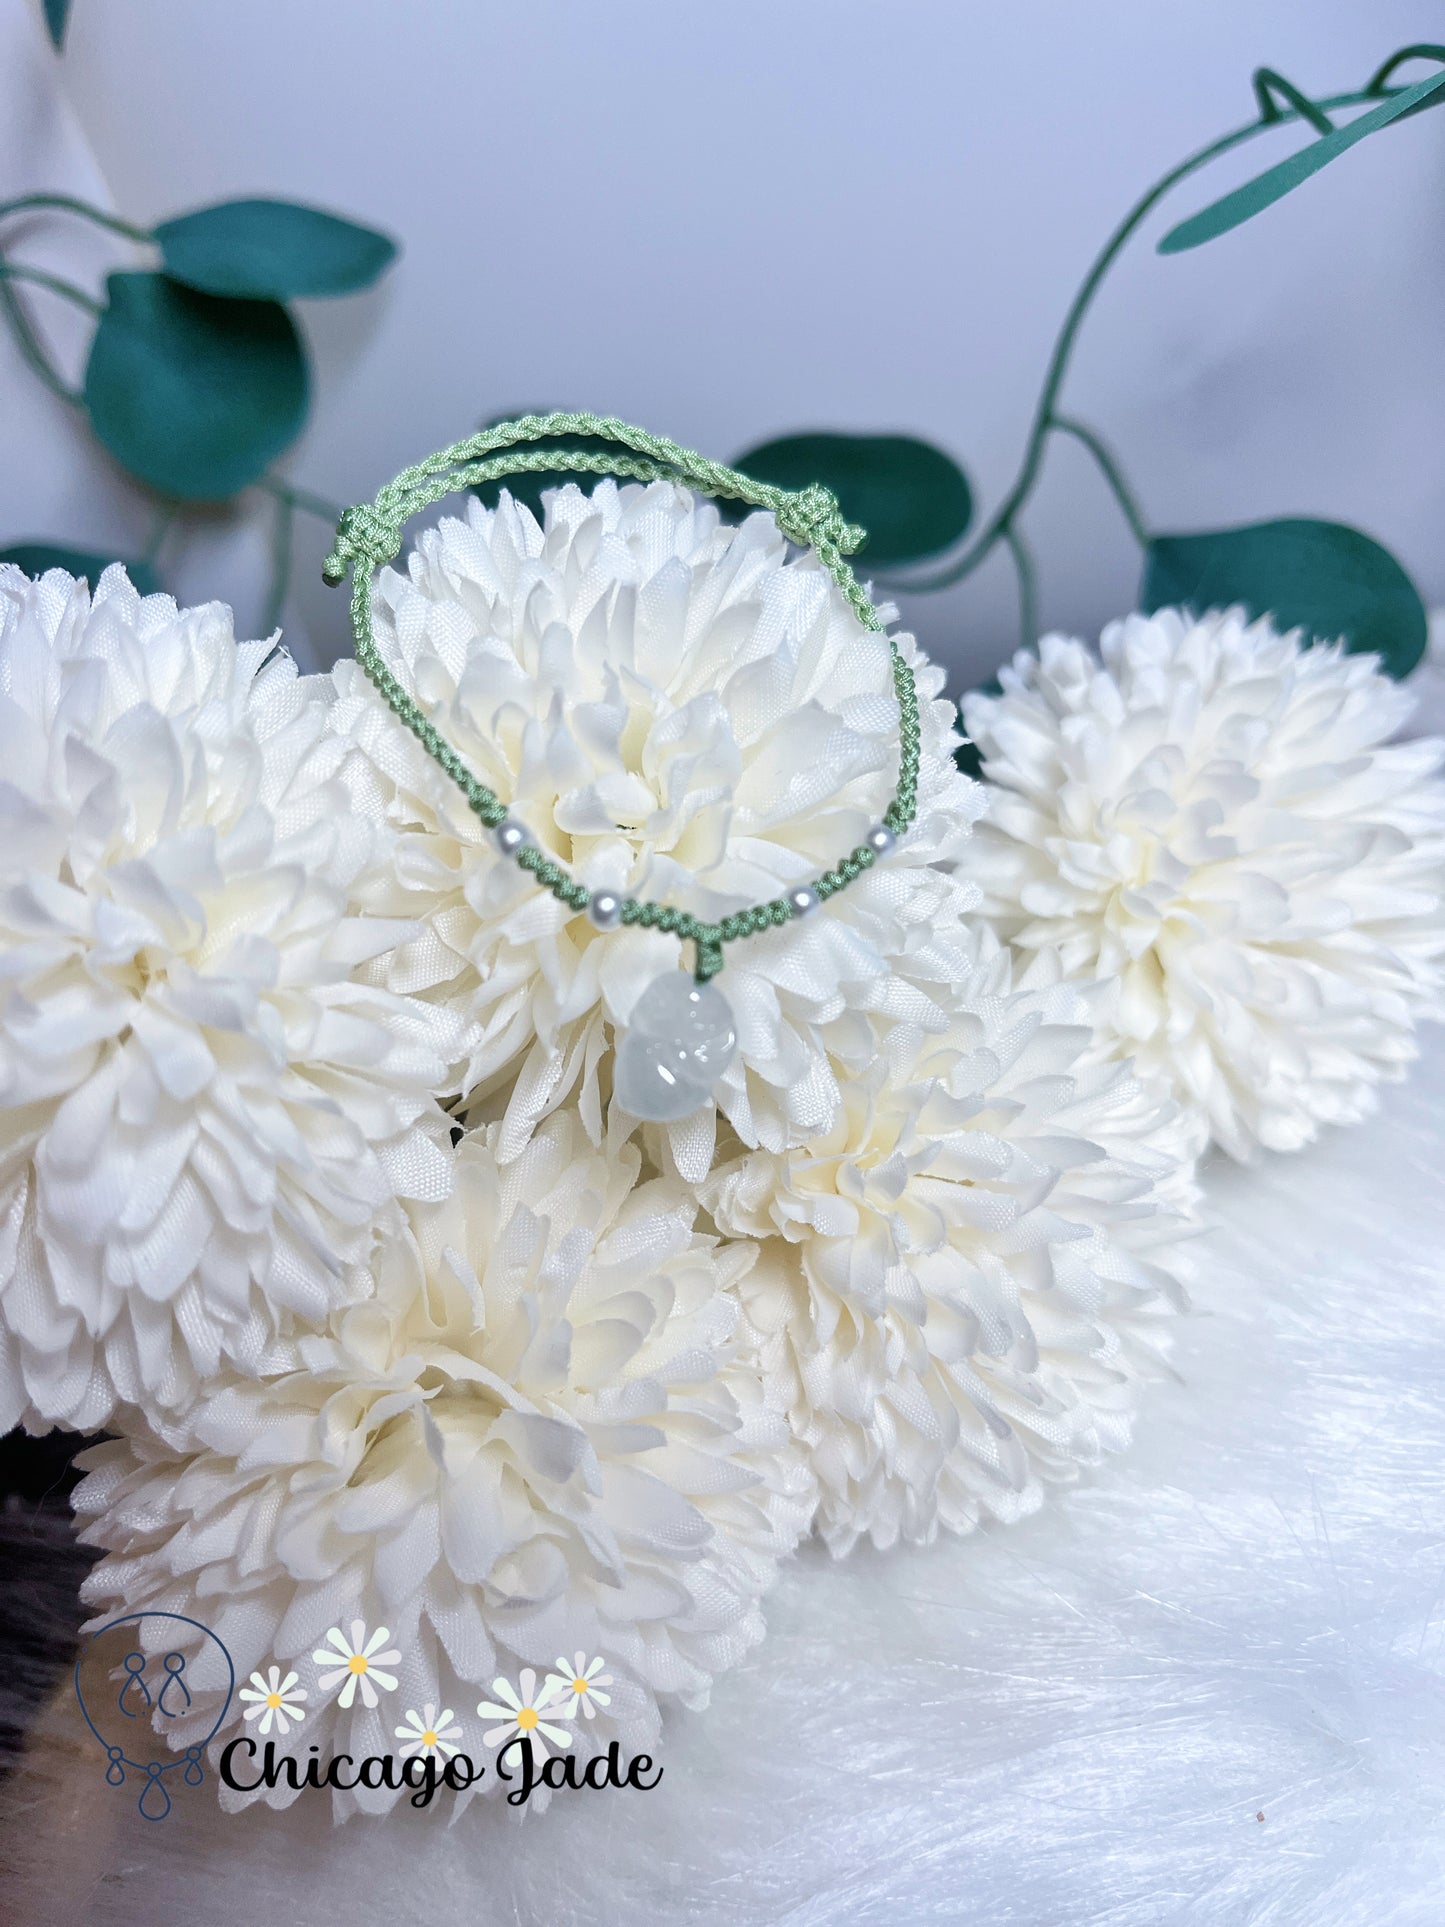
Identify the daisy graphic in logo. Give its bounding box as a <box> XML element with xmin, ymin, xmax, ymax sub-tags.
<box><xmin>547</xmin><ymin>1653</ymin><xmax>612</xmax><ymax>1720</ymax></box>
<box><xmin>312</xmin><ymin>1623</ymin><xmax>402</xmax><ymax>1709</ymax></box>
<box><xmin>477</xmin><ymin>1669</ymin><xmax>575</xmax><ymax>1762</ymax></box>
<box><xmin>394</xmin><ymin>1705</ymin><xmax>464</xmax><ymax>1761</ymax></box>
<box><xmin>237</xmin><ymin>1666</ymin><xmax>307</xmax><ymax>1736</ymax></box>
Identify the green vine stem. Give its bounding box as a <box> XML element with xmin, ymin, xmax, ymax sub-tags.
<box><xmin>0</xmin><ymin>192</ymin><xmax>148</xmax><ymax>409</ymax></box>
<box><xmin>0</xmin><ymin>258</ymin><xmax>101</xmax><ymax>313</ymax></box>
<box><xmin>0</xmin><ymin>257</ymin><xmax>101</xmax><ymax>412</ymax></box>
<box><xmin>256</xmin><ymin>476</ymin><xmax>344</xmax><ymax>634</ymax></box>
<box><xmin>261</xmin><ymin>478</ymin><xmax>345</xmax><ymax>526</ymax></box>
<box><xmin>1000</xmin><ymin>522</ymin><xmax>1037</xmax><ymax>650</ymax></box>
<box><xmin>0</xmin><ymin>238</ymin><xmax>107</xmax><ymax>407</ymax></box>
<box><xmin>1050</xmin><ymin>415</ymin><xmax>1149</xmax><ymax>546</ymax></box>
<box><xmin>1365</xmin><ymin>44</ymin><xmax>1445</xmax><ymax>94</ymax></box>
<box><xmin>887</xmin><ymin>63</ymin><xmax>1440</xmax><ymax>599</ymax></box>
<box><xmin>0</xmin><ymin>191</ymin><xmax>152</xmax><ymax>243</ymax></box>
<box><xmin>263</xmin><ymin>488</ymin><xmax>294</xmax><ymax>635</ymax></box>
<box><xmin>0</xmin><ymin>275</ymin><xmax>80</xmax><ymax>404</ymax></box>
<box><xmin>1253</xmin><ymin>69</ymin><xmax>1334</xmax><ymax>134</ymax></box>
<box><xmin>142</xmin><ymin>504</ymin><xmax>174</xmax><ymax>566</ymax></box>
<box><xmin>0</xmin><ymin>198</ymin><xmax>142</xmax><ymax>403</ymax></box>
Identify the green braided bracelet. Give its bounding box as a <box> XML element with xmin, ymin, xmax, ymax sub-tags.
<box><xmin>323</xmin><ymin>412</ymin><xmax>921</xmax><ymax>990</ymax></box>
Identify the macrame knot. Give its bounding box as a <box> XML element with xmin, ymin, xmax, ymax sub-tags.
<box><xmin>774</xmin><ymin>482</ymin><xmax>866</xmax><ymax>557</ymax></box>
<box><xmin>322</xmin><ymin>502</ymin><xmax>402</xmax><ymax>585</ymax></box>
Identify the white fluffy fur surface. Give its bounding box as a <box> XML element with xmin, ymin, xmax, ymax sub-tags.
<box><xmin>2</xmin><ymin>1018</ymin><xmax>1443</xmax><ymax>1925</ymax></box>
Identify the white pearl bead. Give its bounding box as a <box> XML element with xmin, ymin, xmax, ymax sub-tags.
<box><xmin>866</xmin><ymin>824</ymin><xmax>896</xmax><ymax>857</ymax></box>
<box><xmin>787</xmin><ymin>885</ymin><xmax>820</xmax><ymax>918</ymax></box>
<box><xmin>494</xmin><ymin>818</ymin><xmax>532</xmax><ymax>857</ymax></box>
<box><xmin>614</xmin><ymin>972</ymin><xmax>737</xmax><ymax>1121</ymax></box>
<box><xmin>588</xmin><ymin>889</ymin><xmax>623</xmax><ymax>930</ymax></box>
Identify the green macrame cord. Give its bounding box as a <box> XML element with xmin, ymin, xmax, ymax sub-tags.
<box><xmin>323</xmin><ymin>412</ymin><xmax>921</xmax><ymax>983</ymax></box>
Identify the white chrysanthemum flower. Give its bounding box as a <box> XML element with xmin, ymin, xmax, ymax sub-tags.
<box><xmin>962</xmin><ymin>609</ymin><xmax>1445</xmax><ymax>1159</ymax></box>
<box><xmin>328</xmin><ymin>479</ymin><xmax>984</xmax><ymax>1177</ymax></box>
<box><xmin>0</xmin><ymin>565</ymin><xmax>463</xmax><ymax>1433</ymax></box>
<box><xmin>73</xmin><ymin>1110</ymin><xmax>813</xmax><ymax>1817</ymax></box>
<box><xmin>704</xmin><ymin>935</ymin><xmax>1195</xmax><ymax>1557</ymax></box>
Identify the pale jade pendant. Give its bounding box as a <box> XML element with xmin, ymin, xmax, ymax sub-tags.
<box><xmin>614</xmin><ymin>972</ymin><xmax>738</xmax><ymax>1121</ymax></box>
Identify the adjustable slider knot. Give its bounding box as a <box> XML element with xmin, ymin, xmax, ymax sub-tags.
<box><xmin>775</xmin><ymin>481</ymin><xmax>866</xmax><ymax>557</ymax></box>
<box><xmin>322</xmin><ymin>501</ymin><xmax>401</xmax><ymax>585</ymax></box>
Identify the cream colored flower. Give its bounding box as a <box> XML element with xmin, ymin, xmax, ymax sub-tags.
<box><xmin>74</xmin><ymin>1109</ymin><xmax>813</xmax><ymax>1816</ymax></box>
<box><xmin>328</xmin><ymin>479</ymin><xmax>984</xmax><ymax>1177</ymax></box>
<box><xmin>962</xmin><ymin>609</ymin><xmax>1445</xmax><ymax>1159</ymax></box>
<box><xmin>0</xmin><ymin>564</ymin><xmax>464</xmax><ymax>1432</ymax></box>
<box><xmin>705</xmin><ymin>935</ymin><xmax>1196</xmax><ymax>1556</ymax></box>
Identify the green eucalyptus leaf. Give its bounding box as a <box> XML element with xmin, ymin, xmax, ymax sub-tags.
<box><xmin>732</xmin><ymin>431</ymin><xmax>973</xmax><ymax>567</ymax></box>
<box><xmin>1159</xmin><ymin>66</ymin><xmax>1445</xmax><ymax>253</ymax></box>
<box><xmin>1</xmin><ymin>543</ymin><xmax>160</xmax><ymax>594</ymax></box>
<box><xmin>1141</xmin><ymin>518</ymin><xmax>1427</xmax><ymax>678</ymax></box>
<box><xmin>42</xmin><ymin>0</ymin><xmax>70</xmax><ymax>50</ymax></box>
<box><xmin>84</xmin><ymin>272</ymin><xmax>308</xmax><ymax>501</ymax></box>
<box><xmin>154</xmin><ymin>198</ymin><xmax>397</xmax><ymax>301</ymax></box>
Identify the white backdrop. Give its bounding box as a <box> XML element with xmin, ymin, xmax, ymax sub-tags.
<box><xmin>1</xmin><ymin>0</ymin><xmax>1443</xmax><ymax>680</ymax></box>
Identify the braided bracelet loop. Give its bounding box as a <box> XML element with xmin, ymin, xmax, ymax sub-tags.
<box><xmin>325</xmin><ymin>412</ymin><xmax>921</xmax><ymax>983</ymax></box>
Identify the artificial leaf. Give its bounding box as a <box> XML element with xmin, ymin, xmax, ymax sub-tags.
<box><xmin>1141</xmin><ymin>518</ymin><xmax>1427</xmax><ymax>678</ymax></box>
<box><xmin>84</xmin><ymin>272</ymin><xmax>308</xmax><ymax>500</ymax></box>
<box><xmin>154</xmin><ymin>198</ymin><xmax>397</xmax><ymax>301</ymax></box>
<box><xmin>1159</xmin><ymin>66</ymin><xmax>1445</xmax><ymax>253</ymax></box>
<box><xmin>42</xmin><ymin>0</ymin><xmax>69</xmax><ymax>50</ymax></box>
<box><xmin>1</xmin><ymin>543</ymin><xmax>160</xmax><ymax>594</ymax></box>
<box><xmin>732</xmin><ymin>431</ymin><xmax>972</xmax><ymax>567</ymax></box>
